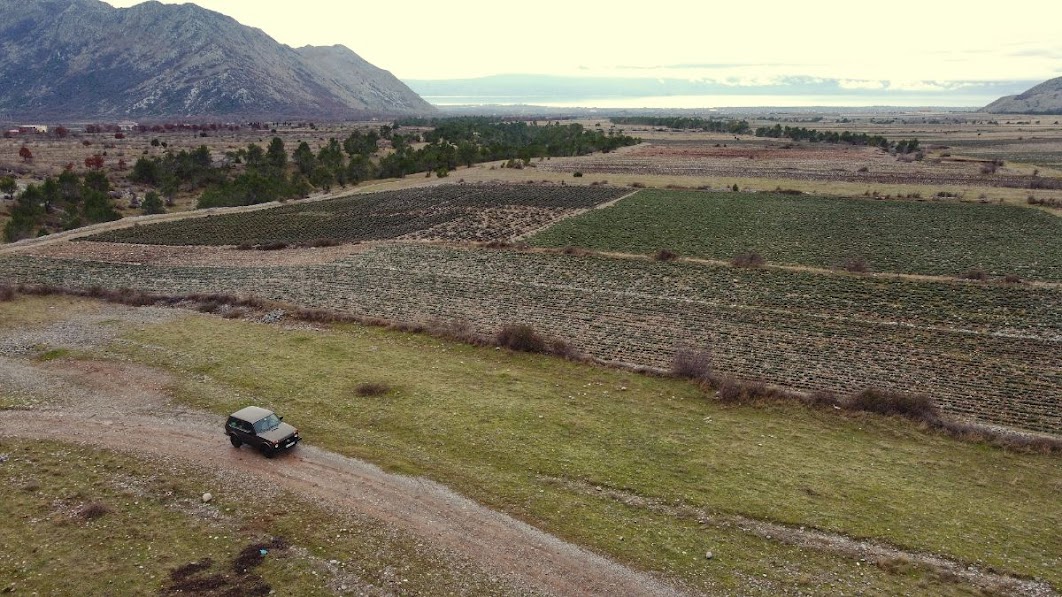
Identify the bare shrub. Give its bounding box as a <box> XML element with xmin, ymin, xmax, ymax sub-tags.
<box><xmin>630</xmin><ymin>182</ymin><xmax>646</xmax><ymax>188</ymax></box>
<box><xmin>654</xmin><ymin>248</ymin><xmax>679</xmax><ymax>262</ymax></box>
<box><xmin>961</xmin><ymin>268</ymin><xmax>989</xmax><ymax>281</ymax></box>
<box><xmin>548</xmin><ymin>338</ymin><xmax>583</xmax><ymax>360</ymax></box>
<box><xmin>842</xmin><ymin>256</ymin><xmax>869</xmax><ymax>273</ymax></box>
<box><xmin>292</xmin><ymin>307</ymin><xmax>343</xmax><ymax>324</ymax></box>
<box><xmin>0</xmin><ymin>285</ymin><xmax>15</xmax><ymax>302</ymax></box>
<box><xmin>421</xmin><ymin>318</ymin><xmax>486</xmax><ymax>346</ymax></box>
<box><xmin>671</xmin><ymin>348</ymin><xmax>712</xmax><ymax>380</ymax></box>
<box><xmin>1003</xmin><ymin>274</ymin><xmax>1022</xmax><ymax>284</ymax></box>
<box><xmin>845</xmin><ymin>389</ymin><xmax>940</xmax><ymax>424</ymax></box>
<box><xmin>76</xmin><ymin>501</ymin><xmax>112</xmax><ymax>520</ymax></box>
<box><xmin>731</xmin><ymin>252</ymin><xmax>766</xmax><ymax>268</ymax></box>
<box><xmin>301</xmin><ymin>238</ymin><xmax>341</xmax><ymax>248</ymax></box>
<box><xmin>714</xmin><ymin>377</ymin><xmax>768</xmax><ymax>404</ymax></box>
<box><xmin>802</xmin><ymin>390</ymin><xmax>842</xmax><ymax>408</ymax></box>
<box><xmin>256</xmin><ymin>241</ymin><xmax>288</xmax><ymax>251</ymax></box>
<box><xmin>496</xmin><ymin>324</ymin><xmax>547</xmax><ymax>353</ymax></box>
<box><xmin>945</xmin><ymin>426</ymin><xmax>1062</xmax><ymax>455</ymax></box>
<box><xmin>1026</xmin><ymin>195</ymin><xmax>1062</xmax><ymax>208</ymax></box>
<box><xmin>561</xmin><ymin>246</ymin><xmax>588</xmax><ymax>256</ymax></box>
<box><xmin>355</xmin><ymin>382</ymin><xmax>391</xmax><ymax>397</ymax></box>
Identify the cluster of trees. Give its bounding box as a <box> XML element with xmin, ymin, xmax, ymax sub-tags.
<box><xmin>130</xmin><ymin>145</ymin><xmax>227</xmax><ymax>204</ymax></box>
<box><xmin>130</xmin><ymin>119</ymin><xmax>640</xmax><ymax>210</ymax></box>
<box><xmin>610</xmin><ymin>116</ymin><xmax>752</xmax><ymax>135</ymax></box>
<box><xmin>3</xmin><ymin>170</ymin><xmax>120</xmax><ymax>241</ymax></box>
<box><xmin>380</xmin><ymin>118</ymin><xmax>639</xmax><ymax>178</ymax></box>
<box><xmin>753</xmin><ymin>124</ymin><xmax>920</xmax><ymax>152</ymax></box>
<box><xmin>429</xmin><ymin>118</ymin><xmax>637</xmax><ymax>159</ymax></box>
<box><xmin>197</xmin><ymin>138</ymin><xmax>313</xmax><ymax>208</ymax></box>
<box><xmin>130</xmin><ymin>135</ymin><xmax>378</xmax><ymax>210</ymax></box>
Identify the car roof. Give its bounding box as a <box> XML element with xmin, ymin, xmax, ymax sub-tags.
<box><xmin>230</xmin><ymin>406</ymin><xmax>275</xmax><ymax>422</ymax></box>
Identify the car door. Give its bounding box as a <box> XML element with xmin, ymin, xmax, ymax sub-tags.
<box><xmin>239</xmin><ymin>420</ymin><xmax>258</xmax><ymax>445</ymax></box>
<box><xmin>228</xmin><ymin>418</ymin><xmax>255</xmax><ymax>444</ymax></box>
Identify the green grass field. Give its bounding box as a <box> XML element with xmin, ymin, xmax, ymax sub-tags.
<box><xmin>530</xmin><ymin>190</ymin><xmax>1062</xmax><ymax>281</ymax></box>
<box><xmin>65</xmin><ymin>302</ymin><xmax>1059</xmax><ymax>594</ymax></box>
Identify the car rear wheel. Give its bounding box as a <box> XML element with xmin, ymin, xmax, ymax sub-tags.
<box><xmin>229</xmin><ymin>436</ymin><xmax>242</xmax><ymax>448</ymax></box>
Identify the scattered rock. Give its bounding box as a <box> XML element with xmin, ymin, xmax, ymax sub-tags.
<box><xmin>202</xmin><ymin>492</ymin><xmax>213</xmax><ymax>503</ymax></box>
<box><xmin>705</xmin><ymin>551</ymin><xmax>714</xmax><ymax>560</ymax></box>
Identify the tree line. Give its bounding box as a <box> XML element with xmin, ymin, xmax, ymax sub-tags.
<box><xmin>753</xmin><ymin>124</ymin><xmax>920</xmax><ymax>153</ymax></box>
<box><xmin>386</xmin><ymin>118</ymin><xmax>639</xmax><ymax>177</ymax></box>
<box><xmin>609</xmin><ymin>116</ymin><xmax>752</xmax><ymax>135</ymax></box>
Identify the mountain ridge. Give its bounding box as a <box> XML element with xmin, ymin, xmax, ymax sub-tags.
<box><xmin>0</xmin><ymin>0</ymin><xmax>435</xmax><ymax>120</ymax></box>
<box><xmin>983</xmin><ymin>76</ymin><xmax>1062</xmax><ymax>114</ymax></box>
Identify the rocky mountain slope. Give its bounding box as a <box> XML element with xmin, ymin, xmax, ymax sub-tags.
<box><xmin>983</xmin><ymin>76</ymin><xmax>1062</xmax><ymax>114</ymax></box>
<box><xmin>0</xmin><ymin>0</ymin><xmax>435</xmax><ymax>120</ymax></box>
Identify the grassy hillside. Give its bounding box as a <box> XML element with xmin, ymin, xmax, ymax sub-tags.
<box><xmin>530</xmin><ymin>190</ymin><xmax>1062</xmax><ymax>281</ymax></box>
<box><xmin>40</xmin><ymin>300</ymin><xmax>1054</xmax><ymax>594</ymax></box>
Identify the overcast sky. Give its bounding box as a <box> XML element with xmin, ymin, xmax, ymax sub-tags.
<box><xmin>101</xmin><ymin>0</ymin><xmax>1062</xmax><ymax>86</ymax></box>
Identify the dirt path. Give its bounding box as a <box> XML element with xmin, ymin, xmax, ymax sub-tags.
<box><xmin>0</xmin><ymin>359</ymin><xmax>684</xmax><ymax>597</ymax></box>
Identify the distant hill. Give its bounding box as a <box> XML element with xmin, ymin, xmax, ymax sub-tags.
<box><xmin>408</xmin><ymin>74</ymin><xmax>1035</xmax><ymax>109</ymax></box>
<box><xmin>983</xmin><ymin>77</ymin><xmax>1062</xmax><ymax>114</ymax></box>
<box><xmin>0</xmin><ymin>0</ymin><xmax>435</xmax><ymax>120</ymax></box>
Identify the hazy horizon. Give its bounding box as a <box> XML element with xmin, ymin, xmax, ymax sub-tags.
<box><xmin>97</xmin><ymin>0</ymin><xmax>1061</xmax><ymax>109</ymax></box>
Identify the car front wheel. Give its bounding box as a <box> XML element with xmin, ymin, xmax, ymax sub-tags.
<box><xmin>259</xmin><ymin>444</ymin><xmax>275</xmax><ymax>458</ymax></box>
<box><xmin>230</xmin><ymin>436</ymin><xmax>242</xmax><ymax>448</ymax></box>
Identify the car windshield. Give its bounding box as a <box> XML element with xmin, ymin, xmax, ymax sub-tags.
<box><xmin>253</xmin><ymin>414</ymin><xmax>281</xmax><ymax>434</ymax></box>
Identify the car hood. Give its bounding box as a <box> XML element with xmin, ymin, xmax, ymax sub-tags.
<box><xmin>259</xmin><ymin>422</ymin><xmax>297</xmax><ymax>443</ymax></box>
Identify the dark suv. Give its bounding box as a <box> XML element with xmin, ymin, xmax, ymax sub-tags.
<box><xmin>226</xmin><ymin>406</ymin><xmax>300</xmax><ymax>458</ymax></box>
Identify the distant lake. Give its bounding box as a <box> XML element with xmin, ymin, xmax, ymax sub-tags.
<box><xmin>423</xmin><ymin>93</ymin><xmax>998</xmax><ymax>109</ymax></box>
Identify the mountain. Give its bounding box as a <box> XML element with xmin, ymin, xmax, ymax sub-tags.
<box><xmin>983</xmin><ymin>77</ymin><xmax>1062</xmax><ymax>114</ymax></box>
<box><xmin>0</xmin><ymin>0</ymin><xmax>435</xmax><ymax>120</ymax></box>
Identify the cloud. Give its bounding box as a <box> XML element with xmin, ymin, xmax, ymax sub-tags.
<box><xmin>1008</xmin><ymin>48</ymin><xmax>1062</xmax><ymax>59</ymax></box>
<box><xmin>838</xmin><ymin>79</ymin><xmax>886</xmax><ymax>90</ymax></box>
<box><xmin>885</xmin><ymin>81</ymin><xmax>957</xmax><ymax>92</ymax></box>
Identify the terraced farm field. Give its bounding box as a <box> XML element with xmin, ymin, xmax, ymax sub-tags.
<box><xmin>2</xmin><ymin>245</ymin><xmax>1058</xmax><ymax>434</ymax></box>
<box><xmin>531</xmin><ymin>190</ymin><xmax>1062</xmax><ymax>281</ymax></box>
<box><xmin>87</xmin><ymin>183</ymin><xmax>629</xmax><ymax>246</ymax></box>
